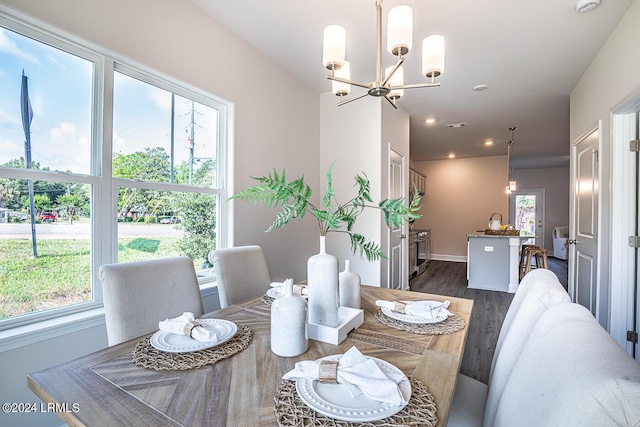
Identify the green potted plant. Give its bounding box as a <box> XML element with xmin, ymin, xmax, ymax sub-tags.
<box><xmin>232</xmin><ymin>162</ymin><xmax>422</xmax><ymax>261</ymax></box>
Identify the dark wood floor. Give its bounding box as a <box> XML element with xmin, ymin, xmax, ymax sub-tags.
<box><xmin>409</xmin><ymin>257</ymin><xmax>568</xmax><ymax>384</ymax></box>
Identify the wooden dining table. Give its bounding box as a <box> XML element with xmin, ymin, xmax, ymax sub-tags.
<box><xmin>28</xmin><ymin>286</ymin><xmax>473</xmax><ymax>426</ymax></box>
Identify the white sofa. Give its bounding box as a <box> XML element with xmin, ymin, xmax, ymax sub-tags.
<box><xmin>552</xmin><ymin>225</ymin><xmax>569</xmax><ymax>260</ymax></box>
<box><xmin>448</xmin><ymin>269</ymin><xmax>640</xmax><ymax>426</ymax></box>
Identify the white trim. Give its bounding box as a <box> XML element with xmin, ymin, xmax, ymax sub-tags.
<box><xmin>0</xmin><ymin>309</ymin><xmax>106</xmax><ymax>353</ymax></box>
<box><xmin>610</xmin><ymin>89</ymin><xmax>640</xmax><ymax>354</ymax></box>
<box><xmin>431</xmin><ymin>254</ymin><xmax>467</xmax><ymax>263</ymax></box>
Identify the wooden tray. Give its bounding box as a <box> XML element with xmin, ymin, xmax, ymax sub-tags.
<box><xmin>484</xmin><ymin>229</ymin><xmax>520</xmax><ymax>236</ymax></box>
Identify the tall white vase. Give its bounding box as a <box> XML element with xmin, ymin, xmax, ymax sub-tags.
<box><xmin>339</xmin><ymin>259</ymin><xmax>361</xmax><ymax>309</ymax></box>
<box><xmin>308</xmin><ymin>236</ymin><xmax>340</xmax><ymax>327</ymax></box>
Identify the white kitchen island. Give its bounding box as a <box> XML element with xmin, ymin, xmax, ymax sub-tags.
<box><xmin>467</xmin><ymin>232</ymin><xmax>533</xmax><ymax>293</ymax></box>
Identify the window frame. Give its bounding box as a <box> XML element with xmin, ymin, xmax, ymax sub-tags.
<box><xmin>0</xmin><ymin>11</ymin><xmax>230</xmax><ymax>331</ymax></box>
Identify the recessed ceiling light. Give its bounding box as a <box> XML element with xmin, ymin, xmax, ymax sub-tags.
<box><xmin>473</xmin><ymin>84</ymin><xmax>488</xmax><ymax>92</ymax></box>
<box><xmin>485</xmin><ymin>140</ymin><xmax>494</xmax><ymax>146</ymax></box>
<box><xmin>576</xmin><ymin>0</ymin><xmax>600</xmax><ymax>13</ymax></box>
<box><xmin>426</xmin><ymin>118</ymin><xmax>436</xmax><ymax>124</ymax></box>
<box><xmin>448</xmin><ymin>153</ymin><xmax>455</xmax><ymax>159</ymax></box>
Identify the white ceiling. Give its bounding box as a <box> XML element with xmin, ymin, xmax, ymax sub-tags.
<box><xmin>190</xmin><ymin>0</ymin><xmax>634</xmax><ymax>165</ymax></box>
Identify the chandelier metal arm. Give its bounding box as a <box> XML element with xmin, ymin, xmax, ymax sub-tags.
<box><xmin>383</xmin><ymin>95</ymin><xmax>398</xmax><ymax>109</ymax></box>
<box><xmin>394</xmin><ymin>82</ymin><xmax>441</xmax><ymax>90</ymax></box>
<box><xmin>337</xmin><ymin>92</ymin><xmax>370</xmax><ymax>106</ymax></box>
<box><xmin>327</xmin><ymin>75</ymin><xmax>371</xmax><ymax>89</ymax></box>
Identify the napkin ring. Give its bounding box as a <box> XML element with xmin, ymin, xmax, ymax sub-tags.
<box><xmin>183</xmin><ymin>321</ymin><xmax>202</xmax><ymax>338</ymax></box>
<box><xmin>393</xmin><ymin>302</ymin><xmax>407</xmax><ymax>314</ymax></box>
<box><xmin>318</xmin><ymin>360</ymin><xmax>339</xmax><ymax>384</ymax></box>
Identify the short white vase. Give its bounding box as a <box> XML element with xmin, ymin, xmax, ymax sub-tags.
<box><xmin>307</xmin><ymin>236</ymin><xmax>340</xmax><ymax>327</ymax></box>
<box><xmin>339</xmin><ymin>259</ymin><xmax>361</xmax><ymax>309</ymax></box>
<box><xmin>271</xmin><ymin>278</ymin><xmax>308</xmax><ymax>357</ymax></box>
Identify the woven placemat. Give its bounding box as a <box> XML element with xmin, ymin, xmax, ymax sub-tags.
<box><xmin>274</xmin><ymin>376</ymin><xmax>437</xmax><ymax>427</ymax></box>
<box><xmin>374</xmin><ymin>309</ymin><xmax>465</xmax><ymax>335</ymax></box>
<box><xmin>132</xmin><ymin>324</ymin><xmax>252</xmax><ymax>371</ymax></box>
<box><xmin>262</xmin><ymin>294</ymin><xmax>275</xmax><ymax>306</ymax></box>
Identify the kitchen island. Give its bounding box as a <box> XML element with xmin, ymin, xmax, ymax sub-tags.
<box><xmin>467</xmin><ymin>232</ymin><xmax>533</xmax><ymax>293</ymax></box>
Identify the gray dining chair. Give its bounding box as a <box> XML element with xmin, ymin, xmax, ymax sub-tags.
<box><xmin>99</xmin><ymin>256</ymin><xmax>204</xmax><ymax>346</ymax></box>
<box><xmin>208</xmin><ymin>245</ymin><xmax>272</xmax><ymax>308</ymax></box>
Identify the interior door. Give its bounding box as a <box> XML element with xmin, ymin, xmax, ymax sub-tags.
<box><xmin>389</xmin><ymin>146</ymin><xmax>406</xmax><ymax>290</ymax></box>
<box><xmin>570</xmin><ymin>128</ymin><xmax>599</xmax><ymax>317</ymax></box>
<box><xmin>509</xmin><ymin>189</ymin><xmax>545</xmax><ymax>248</ymax></box>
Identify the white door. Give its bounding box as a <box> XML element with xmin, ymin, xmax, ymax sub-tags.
<box><xmin>509</xmin><ymin>189</ymin><xmax>545</xmax><ymax>248</ymax></box>
<box><xmin>388</xmin><ymin>146</ymin><xmax>406</xmax><ymax>290</ymax></box>
<box><xmin>570</xmin><ymin>128</ymin><xmax>599</xmax><ymax>317</ymax></box>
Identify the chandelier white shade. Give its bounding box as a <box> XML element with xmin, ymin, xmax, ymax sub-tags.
<box><xmin>323</xmin><ymin>0</ymin><xmax>445</xmax><ymax>109</ymax></box>
<box><xmin>422</xmin><ymin>35</ymin><xmax>445</xmax><ymax>77</ymax></box>
<box><xmin>322</xmin><ymin>25</ymin><xmax>346</xmax><ymax>70</ymax></box>
<box><xmin>387</xmin><ymin>5</ymin><xmax>413</xmax><ymax>55</ymax></box>
<box><xmin>332</xmin><ymin>61</ymin><xmax>352</xmax><ymax>97</ymax></box>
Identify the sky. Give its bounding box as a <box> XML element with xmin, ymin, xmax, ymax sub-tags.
<box><xmin>0</xmin><ymin>26</ymin><xmax>217</xmax><ymax>177</ymax></box>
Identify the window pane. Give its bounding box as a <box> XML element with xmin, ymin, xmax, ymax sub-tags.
<box><xmin>0</xmin><ymin>27</ymin><xmax>94</xmax><ymax>174</ymax></box>
<box><xmin>117</xmin><ymin>187</ymin><xmax>217</xmax><ymax>269</ymax></box>
<box><xmin>0</xmin><ymin>178</ymin><xmax>92</xmax><ymax>320</ymax></box>
<box><xmin>113</xmin><ymin>72</ymin><xmax>218</xmax><ymax>187</ymax></box>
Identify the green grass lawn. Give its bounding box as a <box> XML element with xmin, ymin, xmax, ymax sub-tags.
<box><xmin>0</xmin><ymin>237</ymin><xmax>182</xmax><ymax>318</ymax></box>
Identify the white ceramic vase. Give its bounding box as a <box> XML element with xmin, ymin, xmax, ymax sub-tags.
<box><xmin>307</xmin><ymin>236</ymin><xmax>340</xmax><ymax>327</ymax></box>
<box><xmin>339</xmin><ymin>259</ymin><xmax>361</xmax><ymax>309</ymax></box>
<box><xmin>271</xmin><ymin>278</ymin><xmax>308</xmax><ymax>357</ymax></box>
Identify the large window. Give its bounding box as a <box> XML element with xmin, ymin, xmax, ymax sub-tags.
<box><xmin>0</xmin><ymin>15</ymin><xmax>228</xmax><ymax>328</ymax></box>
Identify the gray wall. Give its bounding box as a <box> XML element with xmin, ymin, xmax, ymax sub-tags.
<box><xmin>570</xmin><ymin>0</ymin><xmax>640</xmax><ymax>330</ymax></box>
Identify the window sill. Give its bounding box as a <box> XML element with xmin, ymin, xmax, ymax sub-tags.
<box><xmin>0</xmin><ymin>284</ymin><xmax>219</xmax><ymax>353</ymax></box>
<box><xmin>0</xmin><ymin>308</ymin><xmax>106</xmax><ymax>353</ymax></box>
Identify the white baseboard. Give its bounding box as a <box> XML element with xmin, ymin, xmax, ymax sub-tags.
<box><xmin>431</xmin><ymin>254</ymin><xmax>467</xmax><ymax>263</ymax></box>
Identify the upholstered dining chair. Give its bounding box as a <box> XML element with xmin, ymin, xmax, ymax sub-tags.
<box><xmin>208</xmin><ymin>245</ymin><xmax>272</xmax><ymax>308</ymax></box>
<box><xmin>99</xmin><ymin>256</ymin><xmax>204</xmax><ymax>346</ymax></box>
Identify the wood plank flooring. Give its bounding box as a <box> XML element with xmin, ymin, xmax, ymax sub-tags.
<box><xmin>409</xmin><ymin>258</ymin><xmax>568</xmax><ymax>384</ymax></box>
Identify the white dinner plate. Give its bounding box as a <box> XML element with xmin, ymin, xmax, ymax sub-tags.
<box><xmin>381</xmin><ymin>306</ymin><xmax>449</xmax><ymax>324</ymax></box>
<box><xmin>150</xmin><ymin>319</ymin><xmax>237</xmax><ymax>353</ymax></box>
<box><xmin>295</xmin><ymin>355</ymin><xmax>411</xmax><ymax>422</ymax></box>
<box><xmin>266</xmin><ymin>287</ymin><xmax>308</xmax><ymax>299</ymax></box>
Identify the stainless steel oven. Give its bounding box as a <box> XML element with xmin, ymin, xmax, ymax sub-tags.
<box><xmin>415</xmin><ymin>229</ymin><xmax>431</xmax><ymax>276</ymax></box>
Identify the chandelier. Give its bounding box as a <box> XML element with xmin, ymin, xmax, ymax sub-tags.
<box><xmin>505</xmin><ymin>127</ymin><xmax>517</xmax><ymax>194</ymax></box>
<box><xmin>322</xmin><ymin>0</ymin><xmax>445</xmax><ymax>109</ymax></box>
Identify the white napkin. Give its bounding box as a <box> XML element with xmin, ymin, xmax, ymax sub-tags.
<box><xmin>158</xmin><ymin>312</ymin><xmax>218</xmax><ymax>343</ymax></box>
<box><xmin>375</xmin><ymin>299</ymin><xmax>453</xmax><ymax>320</ymax></box>
<box><xmin>282</xmin><ymin>346</ymin><xmax>407</xmax><ymax>406</ymax></box>
<box><xmin>270</xmin><ymin>279</ymin><xmax>308</xmax><ymax>296</ymax></box>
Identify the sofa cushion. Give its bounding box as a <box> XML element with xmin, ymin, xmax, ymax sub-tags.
<box><xmin>494</xmin><ymin>303</ymin><xmax>640</xmax><ymax>427</ymax></box>
<box><xmin>484</xmin><ymin>269</ymin><xmax>571</xmax><ymax>426</ymax></box>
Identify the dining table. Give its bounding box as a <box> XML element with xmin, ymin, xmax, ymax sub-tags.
<box><xmin>27</xmin><ymin>285</ymin><xmax>473</xmax><ymax>427</ymax></box>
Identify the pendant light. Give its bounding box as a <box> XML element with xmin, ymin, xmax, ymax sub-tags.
<box><xmin>505</xmin><ymin>127</ymin><xmax>517</xmax><ymax>194</ymax></box>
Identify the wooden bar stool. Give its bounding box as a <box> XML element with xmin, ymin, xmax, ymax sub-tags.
<box><xmin>519</xmin><ymin>244</ymin><xmax>540</xmax><ymax>280</ymax></box>
<box><xmin>522</xmin><ymin>248</ymin><xmax>549</xmax><ymax>278</ymax></box>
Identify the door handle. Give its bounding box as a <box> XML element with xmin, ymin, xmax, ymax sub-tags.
<box><xmin>401</xmin><ymin>234</ymin><xmax>406</xmax><ymax>239</ymax></box>
<box><xmin>567</xmin><ymin>239</ymin><xmax>582</xmax><ymax>245</ymax></box>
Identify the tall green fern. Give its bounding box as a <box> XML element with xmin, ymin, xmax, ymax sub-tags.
<box><xmin>231</xmin><ymin>163</ymin><xmax>422</xmax><ymax>261</ymax></box>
